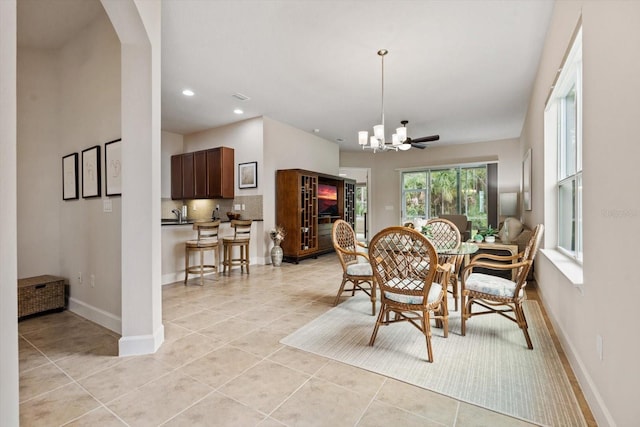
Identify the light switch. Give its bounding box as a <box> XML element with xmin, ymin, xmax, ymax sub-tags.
<box><xmin>103</xmin><ymin>198</ymin><xmax>112</xmax><ymax>212</ymax></box>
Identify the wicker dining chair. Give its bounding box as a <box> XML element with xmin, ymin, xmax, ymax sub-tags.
<box><xmin>425</xmin><ymin>218</ymin><xmax>463</xmax><ymax>311</ymax></box>
<box><xmin>332</xmin><ymin>219</ymin><xmax>376</xmax><ymax>315</ymax></box>
<box><xmin>460</xmin><ymin>224</ymin><xmax>544</xmax><ymax>349</ymax></box>
<box><xmin>368</xmin><ymin>226</ymin><xmax>451</xmax><ymax>362</ymax></box>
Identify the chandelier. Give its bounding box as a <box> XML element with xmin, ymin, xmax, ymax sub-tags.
<box><xmin>358</xmin><ymin>49</ymin><xmax>411</xmax><ymax>152</ymax></box>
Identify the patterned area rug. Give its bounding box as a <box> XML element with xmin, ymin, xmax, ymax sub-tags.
<box><xmin>281</xmin><ymin>295</ymin><xmax>586</xmax><ymax>427</ymax></box>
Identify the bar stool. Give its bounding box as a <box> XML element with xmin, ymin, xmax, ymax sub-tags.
<box><xmin>184</xmin><ymin>221</ymin><xmax>221</xmax><ymax>286</ymax></box>
<box><xmin>222</xmin><ymin>219</ymin><xmax>252</xmax><ymax>275</ymax></box>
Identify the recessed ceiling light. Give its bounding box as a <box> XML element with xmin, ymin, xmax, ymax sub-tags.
<box><xmin>182</xmin><ymin>89</ymin><xmax>194</xmax><ymax>96</ymax></box>
<box><xmin>233</xmin><ymin>108</ymin><xmax>244</xmax><ymax>114</ymax></box>
<box><xmin>313</xmin><ymin>129</ymin><xmax>320</xmax><ymax>133</ymax></box>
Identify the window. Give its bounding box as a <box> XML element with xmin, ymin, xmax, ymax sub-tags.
<box><xmin>545</xmin><ymin>27</ymin><xmax>582</xmax><ymax>262</ymax></box>
<box><xmin>401</xmin><ymin>165</ymin><xmax>489</xmax><ymax>229</ymax></box>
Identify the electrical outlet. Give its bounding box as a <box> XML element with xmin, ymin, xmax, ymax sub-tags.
<box><xmin>90</xmin><ymin>274</ymin><xmax>95</xmax><ymax>288</ymax></box>
<box><xmin>78</xmin><ymin>272</ymin><xmax>82</xmax><ymax>285</ymax></box>
<box><xmin>596</xmin><ymin>335</ymin><xmax>603</xmax><ymax>360</ymax></box>
<box><xmin>234</xmin><ymin>204</ymin><xmax>241</xmax><ymax>211</ymax></box>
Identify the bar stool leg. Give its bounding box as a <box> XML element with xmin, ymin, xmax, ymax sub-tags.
<box><xmin>184</xmin><ymin>246</ymin><xmax>189</xmax><ymax>285</ymax></box>
<box><xmin>199</xmin><ymin>249</ymin><xmax>204</xmax><ymax>286</ymax></box>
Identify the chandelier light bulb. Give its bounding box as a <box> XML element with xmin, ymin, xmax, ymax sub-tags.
<box><xmin>397</xmin><ymin>126</ymin><xmax>407</xmax><ymax>143</ymax></box>
<box><xmin>358</xmin><ymin>131</ymin><xmax>369</xmax><ymax>146</ymax></box>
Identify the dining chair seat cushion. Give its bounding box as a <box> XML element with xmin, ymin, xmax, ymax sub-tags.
<box><xmin>465</xmin><ymin>273</ymin><xmax>524</xmax><ymax>298</ymax></box>
<box><xmin>384</xmin><ymin>282</ymin><xmax>442</xmax><ymax>305</ymax></box>
<box><xmin>186</xmin><ymin>238</ymin><xmax>219</xmax><ymax>248</ymax></box>
<box><xmin>346</xmin><ymin>262</ymin><xmax>373</xmax><ymax>276</ymax></box>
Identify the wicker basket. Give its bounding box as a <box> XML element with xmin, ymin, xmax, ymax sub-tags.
<box><xmin>18</xmin><ymin>275</ymin><xmax>65</xmax><ymax>318</ymax></box>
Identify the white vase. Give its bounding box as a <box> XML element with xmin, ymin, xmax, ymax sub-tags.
<box><xmin>485</xmin><ymin>235</ymin><xmax>495</xmax><ymax>243</ymax></box>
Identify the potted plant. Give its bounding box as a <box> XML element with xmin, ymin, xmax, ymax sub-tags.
<box><xmin>481</xmin><ymin>226</ymin><xmax>498</xmax><ymax>243</ymax></box>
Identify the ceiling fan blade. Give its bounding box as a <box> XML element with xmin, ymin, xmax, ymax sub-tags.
<box><xmin>410</xmin><ymin>134</ymin><xmax>440</xmax><ymax>144</ymax></box>
<box><xmin>410</xmin><ymin>142</ymin><xmax>426</xmax><ymax>149</ymax></box>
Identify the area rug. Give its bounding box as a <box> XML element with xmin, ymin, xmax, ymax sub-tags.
<box><xmin>281</xmin><ymin>295</ymin><xmax>586</xmax><ymax>427</ymax></box>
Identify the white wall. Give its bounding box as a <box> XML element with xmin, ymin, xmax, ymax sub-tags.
<box><xmin>520</xmin><ymin>2</ymin><xmax>640</xmax><ymax>425</ymax></box>
<box><xmin>0</xmin><ymin>1</ymin><xmax>19</xmax><ymax>424</ymax></box>
<box><xmin>340</xmin><ymin>138</ymin><xmax>521</xmax><ymax>236</ymax></box>
<box><xmin>17</xmin><ymin>49</ymin><xmax>60</xmax><ymax>277</ymax></box>
<box><xmin>17</xmin><ymin>11</ymin><xmax>122</xmax><ymax>331</ymax></box>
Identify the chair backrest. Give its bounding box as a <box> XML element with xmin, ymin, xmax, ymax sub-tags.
<box><xmin>426</xmin><ymin>218</ymin><xmax>461</xmax><ymax>251</ymax></box>
<box><xmin>231</xmin><ymin>219</ymin><xmax>252</xmax><ymax>239</ymax></box>
<box><xmin>194</xmin><ymin>220</ymin><xmax>220</xmax><ymax>242</ymax></box>
<box><xmin>514</xmin><ymin>223</ymin><xmax>544</xmax><ymax>287</ymax></box>
<box><xmin>332</xmin><ymin>219</ymin><xmax>360</xmax><ymax>269</ymax></box>
<box><xmin>368</xmin><ymin>226</ymin><xmax>439</xmax><ymax>299</ymax></box>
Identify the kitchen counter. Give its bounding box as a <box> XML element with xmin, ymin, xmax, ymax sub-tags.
<box><xmin>161</xmin><ymin>218</ymin><xmax>263</xmax><ymax>226</ymax></box>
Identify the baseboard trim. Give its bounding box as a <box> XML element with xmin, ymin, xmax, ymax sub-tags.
<box><xmin>118</xmin><ymin>323</ymin><xmax>165</xmax><ymax>356</ymax></box>
<box><xmin>68</xmin><ymin>297</ymin><xmax>121</xmax><ymax>334</ymax></box>
<box><xmin>535</xmin><ymin>285</ymin><xmax>616</xmax><ymax>427</ymax></box>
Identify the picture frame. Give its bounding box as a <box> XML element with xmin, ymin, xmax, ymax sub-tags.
<box><xmin>238</xmin><ymin>161</ymin><xmax>258</xmax><ymax>189</ymax></box>
<box><xmin>62</xmin><ymin>153</ymin><xmax>79</xmax><ymax>200</ymax></box>
<box><xmin>82</xmin><ymin>145</ymin><xmax>101</xmax><ymax>198</ymax></box>
<box><xmin>105</xmin><ymin>138</ymin><xmax>122</xmax><ymax>196</ymax></box>
<box><xmin>523</xmin><ymin>148</ymin><xmax>532</xmax><ymax>211</ymax></box>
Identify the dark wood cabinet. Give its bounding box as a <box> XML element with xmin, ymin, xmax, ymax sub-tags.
<box><xmin>170</xmin><ymin>155</ymin><xmax>183</xmax><ymax>199</ymax></box>
<box><xmin>193</xmin><ymin>151</ymin><xmax>208</xmax><ymax>198</ymax></box>
<box><xmin>276</xmin><ymin>169</ymin><xmax>355</xmax><ymax>263</ymax></box>
<box><xmin>206</xmin><ymin>147</ymin><xmax>234</xmax><ymax>198</ymax></box>
<box><xmin>171</xmin><ymin>147</ymin><xmax>234</xmax><ymax>200</ymax></box>
<box><xmin>181</xmin><ymin>153</ymin><xmax>195</xmax><ymax>199</ymax></box>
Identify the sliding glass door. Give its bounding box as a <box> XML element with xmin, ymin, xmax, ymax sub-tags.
<box><xmin>402</xmin><ymin>165</ymin><xmax>489</xmax><ymax>229</ymax></box>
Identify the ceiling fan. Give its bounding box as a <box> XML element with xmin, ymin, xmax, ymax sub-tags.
<box><xmin>400</xmin><ymin>120</ymin><xmax>439</xmax><ymax>149</ymax></box>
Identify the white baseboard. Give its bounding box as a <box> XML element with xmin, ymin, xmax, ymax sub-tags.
<box><xmin>68</xmin><ymin>297</ymin><xmax>121</xmax><ymax>334</ymax></box>
<box><xmin>118</xmin><ymin>323</ymin><xmax>165</xmax><ymax>356</ymax></box>
<box><xmin>535</xmin><ymin>284</ymin><xmax>615</xmax><ymax>427</ymax></box>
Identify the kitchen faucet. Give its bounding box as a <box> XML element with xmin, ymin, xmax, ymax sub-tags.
<box><xmin>171</xmin><ymin>208</ymin><xmax>182</xmax><ymax>222</ymax></box>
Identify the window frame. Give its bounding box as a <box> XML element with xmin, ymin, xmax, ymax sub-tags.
<box><xmin>546</xmin><ymin>26</ymin><xmax>583</xmax><ymax>263</ymax></box>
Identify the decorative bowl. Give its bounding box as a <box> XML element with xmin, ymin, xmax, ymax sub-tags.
<box><xmin>227</xmin><ymin>212</ymin><xmax>241</xmax><ymax>220</ymax></box>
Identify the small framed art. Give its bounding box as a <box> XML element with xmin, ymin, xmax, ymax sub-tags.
<box><xmin>62</xmin><ymin>153</ymin><xmax>78</xmax><ymax>200</ymax></box>
<box><xmin>105</xmin><ymin>138</ymin><xmax>122</xmax><ymax>196</ymax></box>
<box><xmin>82</xmin><ymin>145</ymin><xmax>101</xmax><ymax>198</ymax></box>
<box><xmin>238</xmin><ymin>161</ymin><xmax>257</xmax><ymax>189</ymax></box>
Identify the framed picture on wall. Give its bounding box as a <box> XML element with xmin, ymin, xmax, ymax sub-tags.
<box><xmin>82</xmin><ymin>145</ymin><xmax>101</xmax><ymax>198</ymax></box>
<box><xmin>105</xmin><ymin>138</ymin><xmax>122</xmax><ymax>196</ymax></box>
<box><xmin>523</xmin><ymin>148</ymin><xmax>532</xmax><ymax>211</ymax></box>
<box><xmin>238</xmin><ymin>161</ymin><xmax>257</xmax><ymax>189</ymax></box>
<box><xmin>62</xmin><ymin>153</ymin><xmax>79</xmax><ymax>200</ymax></box>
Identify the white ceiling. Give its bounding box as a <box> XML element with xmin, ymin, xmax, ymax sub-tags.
<box><xmin>18</xmin><ymin>0</ymin><xmax>555</xmax><ymax>152</ymax></box>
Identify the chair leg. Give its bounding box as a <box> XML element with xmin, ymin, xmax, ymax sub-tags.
<box><xmin>369</xmin><ymin>304</ymin><xmax>386</xmax><ymax>346</ymax></box>
<box><xmin>461</xmin><ymin>294</ymin><xmax>469</xmax><ymax>336</ymax></box>
<box><xmin>515</xmin><ymin>302</ymin><xmax>534</xmax><ymax>349</ymax></box>
<box><xmin>245</xmin><ymin>243</ymin><xmax>250</xmax><ymax>274</ymax></box>
<box><xmin>184</xmin><ymin>247</ymin><xmax>189</xmax><ymax>285</ymax></box>
<box><xmin>333</xmin><ymin>278</ymin><xmax>349</xmax><ymax>306</ymax></box>
<box><xmin>441</xmin><ymin>296</ymin><xmax>449</xmax><ymax>338</ymax></box>
<box><xmin>422</xmin><ymin>311</ymin><xmax>434</xmax><ymax>363</ymax></box>
<box><xmin>370</xmin><ymin>280</ymin><xmax>376</xmax><ymax>316</ymax></box>
<box><xmin>199</xmin><ymin>249</ymin><xmax>204</xmax><ymax>286</ymax></box>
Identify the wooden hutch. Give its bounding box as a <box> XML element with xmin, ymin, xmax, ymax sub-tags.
<box><xmin>276</xmin><ymin>169</ymin><xmax>355</xmax><ymax>263</ymax></box>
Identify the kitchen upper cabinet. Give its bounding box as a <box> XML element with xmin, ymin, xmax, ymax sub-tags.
<box><xmin>194</xmin><ymin>151</ymin><xmax>208</xmax><ymax>198</ymax></box>
<box><xmin>207</xmin><ymin>147</ymin><xmax>234</xmax><ymax>198</ymax></box>
<box><xmin>171</xmin><ymin>147</ymin><xmax>234</xmax><ymax>200</ymax></box>
<box><xmin>171</xmin><ymin>155</ymin><xmax>182</xmax><ymax>199</ymax></box>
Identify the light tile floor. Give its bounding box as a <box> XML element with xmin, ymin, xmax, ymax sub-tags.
<box><xmin>18</xmin><ymin>254</ymin><xmax>595</xmax><ymax>426</ymax></box>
